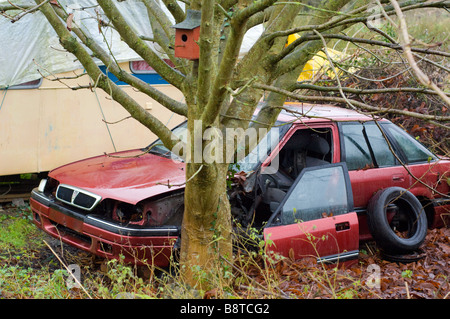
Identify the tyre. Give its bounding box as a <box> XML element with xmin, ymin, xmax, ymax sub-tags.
<box><xmin>367</xmin><ymin>187</ymin><xmax>427</xmax><ymax>254</ymax></box>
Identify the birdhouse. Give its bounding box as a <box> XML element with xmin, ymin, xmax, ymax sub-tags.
<box><xmin>172</xmin><ymin>10</ymin><xmax>201</xmax><ymax>60</ymax></box>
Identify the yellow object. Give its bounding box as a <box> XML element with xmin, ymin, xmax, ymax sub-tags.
<box><xmin>286</xmin><ymin>33</ymin><xmax>350</xmax><ymax>81</ymax></box>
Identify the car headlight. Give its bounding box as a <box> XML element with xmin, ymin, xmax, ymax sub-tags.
<box><xmin>38</xmin><ymin>179</ymin><xmax>47</xmax><ymax>193</ymax></box>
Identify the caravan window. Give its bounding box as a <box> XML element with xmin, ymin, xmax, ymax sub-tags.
<box><xmin>7</xmin><ymin>78</ymin><xmax>42</xmax><ymax>90</ymax></box>
<box><xmin>130</xmin><ymin>60</ymin><xmax>176</xmax><ymax>74</ymax></box>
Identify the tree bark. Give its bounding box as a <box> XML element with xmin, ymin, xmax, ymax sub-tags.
<box><xmin>180</xmin><ymin>161</ymin><xmax>232</xmax><ymax>289</ymax></box>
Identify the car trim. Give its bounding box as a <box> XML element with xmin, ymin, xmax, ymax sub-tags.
<box><xmin>85</xmin><ymin>216</ymin><xmax>180</xmax><ymax>237</ymax></box>
<box><xmin>31</xmin><ymin>188</ymin><xmax>52</xmax><ymax>207</ymax></box>
<box><xmin>56</xmin><ymin>184</ymin><xmax>102</xmax><ymax>211</ymax></box>
<box><xmin>31</xmin><ymin>189</ymin><xmax>180</xmax><ymax>237</ymax></box>
<box><xmin>317</xmin><ymin>250</ymin><xmax>359</xmax><ymax>264</ymax></box>
<box><xmin>432</xmin><ymin>197</ymin><xmax>450</xmax><ymax>207</ymax></box>
<box><xmin>354</xmin><ymin>203</ymin><xmax>398</xmax><ymax>216</ymax></box>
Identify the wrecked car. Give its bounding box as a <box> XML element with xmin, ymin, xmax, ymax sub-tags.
<box><xmin>30</xmin><ymin>104</ymin><xmax>450</xmax><ymax>266</ymax></box>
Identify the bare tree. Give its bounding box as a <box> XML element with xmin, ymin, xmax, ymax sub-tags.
<box><xmin>2</xmin><ymin>0</ymin><xmax>449</xmax><ymax>288</ymax></box>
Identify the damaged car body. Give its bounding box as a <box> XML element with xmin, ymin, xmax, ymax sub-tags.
<box><xmin>30</xmin><ymin>104</ymin><xmax>450</xmax><ymax>266</ymax></box>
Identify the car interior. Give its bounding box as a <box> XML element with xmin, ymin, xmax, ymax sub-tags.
<box><xmin>250</xmin><ymin>127</ymin><xmax>333</xmax><ymax>226</ymax></box>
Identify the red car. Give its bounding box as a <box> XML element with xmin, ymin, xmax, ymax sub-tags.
<box><xmin>30</xmin><ymin>104</ymin><xmax>450</xmax><ymax>266</ymax></box>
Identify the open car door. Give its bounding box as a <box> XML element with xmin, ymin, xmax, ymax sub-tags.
<box><xmin>263</xmin><ymin>163</ymin><xmax>359</xmax><ymax>264</ymax></box>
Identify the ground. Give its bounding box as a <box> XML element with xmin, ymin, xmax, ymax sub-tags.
<box><xmin>0</xmin><ymin>200</ymin><xmax>449</xmax><ymax>299</ymax></box>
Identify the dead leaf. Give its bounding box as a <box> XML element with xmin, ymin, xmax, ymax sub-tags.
<box><xmin>49</xmin><ymin>0</ymin><xmax>61</xmax><ymax>7</ymax></box>
<box><xmin>66</xmin><ymin>13</ymin><xmax>74</xmax><ymax>31</ymax></box>
<box><xmin>437</xmin><ymin>242</ymin><xmax>450</xmax><ymax>255</ymax></box>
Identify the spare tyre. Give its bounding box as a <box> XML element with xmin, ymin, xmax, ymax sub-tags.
<box><xmin>367</xmin><ymin>187</ymin><xmax>427</xmax><ymax>254</ymax></box>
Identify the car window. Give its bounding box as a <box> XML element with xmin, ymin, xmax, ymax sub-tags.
<box><xmin>341</xmin><ymin>123</ymin><xmax>373</xmax><ymax>170</ymax></box>
<box><xmin>279</xmin><ymin>165</ymin><xmax>350</xmax><ymax>225</ymax></box>
<box><xmin>382</xmin><ymin>123</ymin><xmax>436</xmax><ymax>163</ymax></box>
<box><xmin>363</xmin><ymin>123</ymin><xmax>396</xmax><ymax>167</ymax></box>
<box><xmin>146</xmin><ymin>121</ymin><xmax>189</xmax><ymax>160</ymax></box>
<box><xmin>234</xmin><ymin>123</ymin><xmax>290</xmax><ymax>173</ymax></box>
<box><xmin>341</xmin><ymin>122</ymin><xmax>395</xmax><ymax>170</ymax></box>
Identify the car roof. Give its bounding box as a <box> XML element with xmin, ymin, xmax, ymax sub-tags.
<box><xmin>277</xmin><ymin>103</ymin><xmax>376</xmax><ymax>123</ymax></box>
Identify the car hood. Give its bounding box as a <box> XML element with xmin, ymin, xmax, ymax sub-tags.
<box><xmin>48</xmin><ymin>149</ymin><xmax>186</xmax><ymax>204</ymax></box>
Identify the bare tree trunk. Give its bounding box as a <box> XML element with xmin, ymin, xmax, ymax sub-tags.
<box><xmin>180</xmin><ymin>161</ymin><xmax>232</xmax><ymax>289</ymax></box>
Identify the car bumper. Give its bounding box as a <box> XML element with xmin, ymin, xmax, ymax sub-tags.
<box><xmin>30</xmin><ymin>188</ymin><xmax>179</xmax><ymax>266</ymax></box>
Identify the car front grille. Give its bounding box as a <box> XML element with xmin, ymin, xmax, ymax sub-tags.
<box><xmin>56</xmin><ymin>184</ymin><xmax>101</xmax><ymax>211</ymax></box>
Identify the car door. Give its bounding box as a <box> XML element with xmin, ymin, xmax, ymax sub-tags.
<box><xmin>263</xmin><ymin>163</ymin><xmax>359</xmax><ymax>264</ymax></box>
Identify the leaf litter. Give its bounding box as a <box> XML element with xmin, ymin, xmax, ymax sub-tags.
<box><xmin>233</xmin><ymin>228</ymin><xmax>450</xmax><ymax>299</ymax></box>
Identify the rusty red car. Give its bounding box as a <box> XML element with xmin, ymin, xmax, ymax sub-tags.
<box><xmin>30</xmin><ymin>104</ymin><xmax>450</xmax><ymax>266</ymax></box>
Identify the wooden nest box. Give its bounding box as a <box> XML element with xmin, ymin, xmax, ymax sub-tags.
<box><xmin>172</xmin><ymin>10</ymin><xmax>201</xmax><ymax>60</ymax></box>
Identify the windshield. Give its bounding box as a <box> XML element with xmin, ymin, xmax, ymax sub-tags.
<box><xmin>145</xmin><ymin>121</ymin><xmax>189</xmax><ymax>161</ymax></box>
<box><xmin>145</xmin><ymin>121</ymin><xmax>291</xmax><ymax>172</ymax></box>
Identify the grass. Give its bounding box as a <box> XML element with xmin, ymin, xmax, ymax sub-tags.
<box><xmin>0</xmin><ymin>202</ymin><xmax>375</xmax><ymax>299</ymax></box>
<box><xmin>330</xmin><ymin>8</ymin><xmax>449</xmax><ymax>53</ymax></box>
<box><xmin>0</xmin><ymin>202</ymin><xmax>448</xmax><ymax>299</ymax></box>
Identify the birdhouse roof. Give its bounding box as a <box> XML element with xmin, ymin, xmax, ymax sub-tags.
<box><xmin>172</xmin><ymin>10</ymin><xmax>201</xmax><ymax>30</ymax></box>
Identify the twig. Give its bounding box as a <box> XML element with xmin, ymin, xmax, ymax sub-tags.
<box><xmin>389</xmin><ymin>0</ymin><xmax>450</xmax><ymax>106</ymax></box>
<box><xmin>252</xmin><ymin>82</ymin><xmax>450</xmax><ymax>123</ymax></box>
<box><xmin>404</xmin><ymin>281</ymin><xmax>411</xmax><ymax>299</ymax></box>
<box><xmin>293</xmin><ymin>83</ymin><xmax>450</xmax><ymax>97</ymax></box>
<box><xmin>313</xmin><ymin>29</ymin><xmax>358</xmax><ymax>111</ymax></box>
<box><xmin>157</xmin><ymin>164</ymin><xmax>204</xmax><ymax>188</ymax></box>
<box><xmin>104</xmin><ymin>142</ymin><xmax>166</xmax><ymax>159</ymax></box>
<box><xmin>219</xmin><ymin>255</ymin><xmax>290</xmax><ymax>299</ymax></box>
<box><xmin>373</xmin><ymin>120</ymin><xmax>450</xmax><ymax>199</ymax></box>
<box><xmin>8</xmin><ymin>0</ymin><xmax>50</xmax><ymax>23</ymax></box>
<box><xmin>226</xmin><ymin>76</ymin><xmax>259</xmax><ymax>97</ymax></box>
<box><xmin>102</xmin><ymin>108</ymin><xmax>153</xmax><ymax>125</ymax></box>
<box><xmin>43</xmin><ymin>240</ymin><xmax>93</xmax><ymax>299</ymax></box>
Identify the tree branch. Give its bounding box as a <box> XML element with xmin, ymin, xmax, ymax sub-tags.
<box><xmin>201</xmin><ymin>0</ymin><xmax>275</xmax><ymax>127</ymax></box>
<box><xmin>233</xmin><ymin>0</ymin><xmax>277</xmax><ymax>23</ymax></box>
<box><xmin>221</xmin><ymin>0</ymin><xmax>305</xmax><ymax>129</ymax></box>
<box><xmin>2</xmin><ymin>0</ymin><xmax>49</xmax><ymax>22</ymax></box>
<box><xmin>252</xmin><ymin>82</ymin><xmax>450</xmax><ymax>124</ymax></box>
<box><xmin>197</xmin><ymin>0</ymin><xmax>217</xmax><ymax>110</ymax></box>
<box><xmin>272</xmin><ymin>0</ymin><xmax>363</xmax><ymax>78</ymax></box>
<box><xmin>389</xmin><ymin>0</ymin><xmax>450</xmax><ymax>105</ymax></box>
<box><xmin>51</xmin><ymin>5</ymin><xmax>187</xmax><ymax>117</ymax></box>
<box><xmin>35</xmin><ymin>0</ymin><xmax>181</xmax><ymax>150</ymax></box>
<box><xmin>161</xmin><ymin>0</ymin><xmax>186</xmax><ymax>23</ymax></box>
<box><xmin>97</xmin><ymin>0</ymin><xmax>185</xmax><ymax>90</ymax></box>
<box><xmin>329</xmin><ymin>0</ymin><xmax>450</xmax><ymax>32</ymax></box>
<box><xmin>293</xmin><ymin>83</ymin><xmax>450</xmax><ymax>98</ymax></box>
<box><xmin>141</xmin><ymin>0</ymin><xmax>188</xmax><ymax>76</ymax></box>
<box><xmin>275</xmin><ymin>33</ymin><xmax>449</xmax><ymax>73</ymax></box>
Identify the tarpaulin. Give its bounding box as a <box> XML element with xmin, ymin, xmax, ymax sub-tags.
<box><xmin>0</xmin><ymin>0</ymin><xmax>263</xmax><ymax>87</ymax></box>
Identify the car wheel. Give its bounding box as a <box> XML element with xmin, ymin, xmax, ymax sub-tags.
<box><xmin>367</xmin><ymin>187</ymin><xmax>427</xmax><ymax>254</ymax></box>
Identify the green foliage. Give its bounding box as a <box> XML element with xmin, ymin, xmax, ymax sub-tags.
<box><xmin>1</xmin><ymin>202</ymin><xmax>447</xmax><ymax>299</ymax></box>
<box><xmin>0</xmin><ymin>205</ymin><xmax>45</xmax><ymax>250</ymax></box>
<box><xmin>402</xmin><ymin>269</ymin><xmax>413</xmax><ymax>279</ymax></box>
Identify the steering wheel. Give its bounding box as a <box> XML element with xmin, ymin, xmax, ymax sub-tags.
<box><xmin>263</xmin><ymin>174</ymin><xmax>279</xmax><ymax>189</ymax></box>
